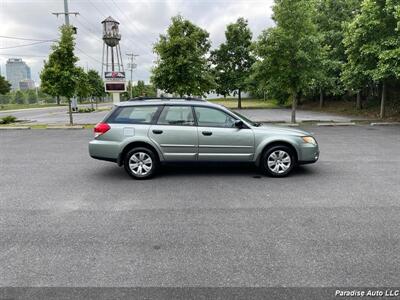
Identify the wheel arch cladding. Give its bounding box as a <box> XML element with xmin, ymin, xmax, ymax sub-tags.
<box><xmin>119</xmin><ymin>141</ymin><xmax>161</xmax><ymax>166</ymax></box>
<box><xmin>256</xmin><ymin>140</ymin><xmax>299</xmax><ymax>166</ymax></box>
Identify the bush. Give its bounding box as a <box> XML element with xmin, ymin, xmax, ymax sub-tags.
<box><xmin>14</xmin><ymin>90</ymin><xmax>25</xmax><ymax>104</ymax></box>
<box><xmin>27</xmin><ymin>90</ymin><xmax>38</xmax><ymax>104</ymax></box>
<box><xmin>0</xmin><ymin>94</ymin><xmax>11</xmax><ymax>104</ymax></box>
<box><xmin>77</xmin><ymin>107</ymin><xmax>95</xmax><ymax>113</ymax></box>
<box><xmin>0</xmin><ymin>115</ymin><xmax>17</xmax><ymax>124</ymax></box>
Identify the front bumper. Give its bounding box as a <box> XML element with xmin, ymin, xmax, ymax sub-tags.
<box><xmin>298</xmin><ymin>143</ymin><xmax>319</xmax><ymax>164</ymax></box>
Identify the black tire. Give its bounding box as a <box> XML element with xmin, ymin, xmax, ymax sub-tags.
<box><xmin>260</xmin><ymin>145</ymin><xmax>296</xmax><ymax>177</ymax></box>
<box><xmin>124</xmin><ymin>147</ymin><xmax>158</xmax><ymax>179</ymax></box>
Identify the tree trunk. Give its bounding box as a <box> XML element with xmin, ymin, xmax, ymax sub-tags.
<box><xmin>319</xmin><ymin>88</ymin><xmax>324</xmax><ymax>109</ymax></box>
<box><xmin>356</xmin><ymin>91</ymin><xmax>362</xmax><ymax>110</ymax></box>
<box><xmin>238</xmin><ymin>89</ymin><xmax>242</xmax><ymax>109</ymax></box>
<box><xmin>291</xmin><ymin>92</ymin><xmax>297</xmax><ymax>124</ymax></box>
<box><xmin>380</xmin><ymin>81</ymin><xmax>386</xmax><ymax>119</ymax></box>
<box><xmin>90</xmin><ymin>98</ymin><xmax>94</xmax><ymax>110</ymax></box>
<box><xmin>95</xmin><ymin>97</ymin><xmax>98</xmax><ymax>110</ymax></box>
<box><xmin>56</xmin><ymin>95</ymin><xmax>60</xmax><ymax>105</ymax></box>
<box><xmin>67</xmin><ymin>98</ymin><xmax>73</xmax><ymax>126</ymax></box>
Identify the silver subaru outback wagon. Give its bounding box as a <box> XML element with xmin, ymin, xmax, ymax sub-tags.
<box><xmin>89</xmin><ymin>98</ymin><xmax>319</xmax><ymax>179</ymax></box>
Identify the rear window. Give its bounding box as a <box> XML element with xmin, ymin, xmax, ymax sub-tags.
<box><xmin>107</xmin><ymin>105</ymin><xmax>160</xmax><ymax>124</ymax></box>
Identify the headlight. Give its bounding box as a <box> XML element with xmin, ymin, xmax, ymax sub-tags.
<box><xmin>302</xmin><ymin>136</ymin><xmax>317</xmax><ymax>145</ymax></box>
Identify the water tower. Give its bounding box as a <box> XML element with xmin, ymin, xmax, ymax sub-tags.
<box><xmin>101</xmin><ymin>16</ymin><xmax>126</xmax><ymax>103</ymax></box>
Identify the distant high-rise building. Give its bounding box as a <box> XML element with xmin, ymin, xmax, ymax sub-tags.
<box><xmin>6</xmin><ymin>58</ymin><xmax>31</xmax><ymax>90</ymax></box>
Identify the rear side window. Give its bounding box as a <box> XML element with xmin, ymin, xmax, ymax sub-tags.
<box><xmin>108</xmin><ymin>106</ymin><xmax>160</xmax><ymax>124</ymax></box>
<box><xmin>157</xmin><ymin>106</ymin><xmax>195</xmax><ymax>126</ymax></box>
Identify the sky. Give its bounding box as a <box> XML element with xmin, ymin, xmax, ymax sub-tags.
<box><xmin>0</xmin><ymin>0</ymin><xmax>275</xmax><ymax>85</ymax></box>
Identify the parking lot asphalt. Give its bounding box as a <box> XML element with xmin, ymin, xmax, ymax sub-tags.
<box><xmin>0</xmin><ymin>125</ymin><xmax>399</xmax><ymax>287</ymax></box>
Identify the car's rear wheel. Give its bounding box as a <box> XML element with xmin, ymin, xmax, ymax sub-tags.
<box><xmin>124</xmin><ymin>147</ymin><xmax>158</xmax><ymax>179</ymax></box>
<box><xmin>261</xmin><ymin>145</ymin><xmax>295</xmax><ymax>177</ymax></box>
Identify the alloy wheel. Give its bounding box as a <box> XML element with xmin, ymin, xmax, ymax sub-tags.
<box><xmin>129</xmin><ymin>152</ymin><xmax>153</xmax><ymax>176</ymax></box>
<box><xmin>267</xmin><ymin>150</ymin><xmax>292</xmax><ymax>174</ymax></box>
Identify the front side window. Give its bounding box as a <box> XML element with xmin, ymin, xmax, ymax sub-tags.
<box><xmin>194</xmin><ymin>107</ymin><xmax>237</xmax><ymax>128</ymax></box>
<box><xmin>108</xmin><ymin>106</ymin><xmax>159</xmax><ymax>124</ymax></box>
<box><xmin>157</xmin><ymin>106</ymin><xmax>195</xmax><ymax>126</ymax></box>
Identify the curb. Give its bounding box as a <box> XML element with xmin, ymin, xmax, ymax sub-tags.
<box><xmin>274</xmin><ymin>123</ymin><xmax>300</xmax><ymax>127</ymax></box>
<box><xmin>46</xmin><ymin>125</ymin><xmax>85</xmax><ymax>129</ymax></box>
<box><xmin>0</xmin><ymin>126</ymin><xmax>31</xmax><ymax>130</ymax></box>
<box><xmin>370</xmin><ymin>122</ymin><xmax>400</xmax><ymax>126</ymax></box>
<box><xmin>317</xmin><ymin>122</ymin><xmax>356</xmax><ymax>127</ymax></box>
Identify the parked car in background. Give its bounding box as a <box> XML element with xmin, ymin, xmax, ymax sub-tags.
<box><xmin>89</xmin><ymin>97</ymin><xmax>319</xmax><ymax>179</ymax></box>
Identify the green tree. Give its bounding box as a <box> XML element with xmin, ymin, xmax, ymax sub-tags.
<box><xmin>87</xmin><ymin>69</ymin><xmax>105</xmax><ymax>108</ymax></box>
<box><xmin>314</xmin><ymin>0</ymin><xmax>361</xmax><ymax>107</ymax></box>
<box><xmin>124</xmin><ymin>81</ymin><xmax>133</xmax><ymax>100</ymax></box>
<box><xmin>75</xmin><ymin>67</ymin><xmax>90</xmax><ymax>102</ymax></box>
<box><xmin>151</xmin><ymin>15</ymin><xmax>215</xmax><ymax>97</ymax></box>
<box><xmin>343</xmin><ymin>0</ymin><xmax>400</xmax><ymax>118</ymax></box>
<box><xmin>38</xmin><ymin>88</ymin><xmax>56</xmax><ymax>104</ymax></box>
<box><xmin>135</xmin><ymin>80</ymin><xmax>146</xmax><ymax>96</ymax></box>
<box><xmin>27</xmin><ymin>89</ymin><xmax>38</xmax><ymax>104</ymax></box>
<box><xmin>14</xmin><ymin>90</ymin><xmax>25</xmax><ymax>104</ymax></box>
<box><xmin>252</xmin><ymin>0</ymin><xmax>321</xmax><ymax>122</ymax></box>
<box><xmin>0</xmin><ymin>76</ymin><xmax>11</xmax><ymax>95</ymax></box>
<box><xmin>211</xmin><ymin>18</ymin><xmax>255</xmax><ymax>108</ymax></box>
<box><xmin>40</xmin><ymin>25</ymin><xmax>79</xmax><ymax>124</ymax></box>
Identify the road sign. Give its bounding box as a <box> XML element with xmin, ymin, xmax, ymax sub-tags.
<box><xmin>104</xmin><ymin>71</ymin><xmax>125</xmax><ymax>79</ymax></box>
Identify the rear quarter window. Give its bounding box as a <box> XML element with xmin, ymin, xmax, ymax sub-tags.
<box><xmin>107</xmin><ymin>106</ymin><xmax>160</xmax><ymax>124</ymax></box>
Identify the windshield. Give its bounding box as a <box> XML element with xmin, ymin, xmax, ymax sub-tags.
<box><xmin>228</xmin><ymin>109</ymin><xmax>260</xmax><ymax>127</ymax></box>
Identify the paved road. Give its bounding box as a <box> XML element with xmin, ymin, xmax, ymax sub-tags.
<box><xmin>0</xmin><ymin>125</ymin><xmax>399</xmax><ymax>287</ymax></box>
<box><xmin>0</xmin><ymin>104</ymin><xmax>360</xmax><ymax>124</ymax></box>
<box><xmin>0</xmin><ymin>104</ymin><xmax>111</xmax><ymax>125</ymax></box>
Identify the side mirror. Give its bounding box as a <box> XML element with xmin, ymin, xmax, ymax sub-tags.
<box><xmin>234</xmin><ymin>120</ymin><xmax>244</xmax><ymax>129</ymax></box>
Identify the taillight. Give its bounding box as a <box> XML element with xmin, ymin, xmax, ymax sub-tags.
<box><xmin>94</xmin><ymin>122</ymin><xmax>110</xmax><ymax>138</ymax></box>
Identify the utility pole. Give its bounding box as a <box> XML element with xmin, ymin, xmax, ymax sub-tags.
<box><xmin>52</xmin><ymin>0</ymin><xmax>79</xmax><ymax>26</ymax></box>
<box><xmin>52</xmin><ymin>0</ymin><xmax>79</xmax><ymax>125</ymax></box>
<box><xmin>126</xmin><ymin>53</ymin><xmax>139</xmax><ymax>99</ymax></box>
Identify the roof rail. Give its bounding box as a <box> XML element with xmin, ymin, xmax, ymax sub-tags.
<box><xmin>128</xmin><ymin>96</ymin><xmax>206</xmax><ymax>102</ymax></box>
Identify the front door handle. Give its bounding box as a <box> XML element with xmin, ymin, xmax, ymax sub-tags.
<box><xmin>202</xmin><ymin>131</ymin><xmax>212</xmax><ymax>136</ymax></box>
<box><xmin>152</xmin><ymin>129</ymin><xmax>163</xmax><ymax>134</ymax></box>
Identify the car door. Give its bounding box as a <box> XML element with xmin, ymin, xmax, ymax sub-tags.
<box><xmin>194</xmin><ymin>106</ymin><xmax>255</xmax><ymax>161</ymax></box>
<box><xmin>149</xmin><ymin>105</ymin><xmax>198</xmax><ymax>161</ymax></box>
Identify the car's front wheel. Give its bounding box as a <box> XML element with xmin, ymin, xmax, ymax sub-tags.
<box><xmin>124</xmin><ymin>147</ymin><xmax>158</xmax><ymax>179</ymax></box>
<box><xmin>261</xmin><ymin>145</ymin><xmax>295</xmax><ymax>177</ymax></box>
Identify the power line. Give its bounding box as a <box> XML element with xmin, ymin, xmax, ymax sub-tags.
<box><xmin>102</xmin><ymin>0</ymin><xmax>152</xmax><ymax>54</ymax></box>
<box><xmin>87</xmin><ymin>0</ymin><xmax>107</xmax><ymax>18</ymax></box>
<box><xmin>0</xmin><ymin>53</ymin><xmax>47</xmax><ymax>58</ymax></box>
<box><xmin>0</xmin><ymin>35</ymin><xmax>56</xmax><ymax>42</ymax></box>
<box><xmin>74</xmin><ymin>18</ymin><xmax>103</xmax><ymax>42</ymax></box>
<box><xmin>0</xmin><ymin>40</ymin><xmax>54</xmax><ymax>50</ymax></box>
<box><xmin>110</xmin><ymin>0</ymin><xmax>155</xmax><ymax>47</ymax></box>
<box><xmin>75</xmin><ymin>46</ymin><xmax>103</xmax><ymax>65</ymax></box>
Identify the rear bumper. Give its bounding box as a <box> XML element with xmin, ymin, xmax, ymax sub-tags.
<box><xmin>89</xmin><ymin>140</ymin><xmax>120</xmax><ymax>163</ymax></box>
<box><xmin>90</xmin><ymin>155</ymin><xmax>117</xmax><ymax>163</ymax></box>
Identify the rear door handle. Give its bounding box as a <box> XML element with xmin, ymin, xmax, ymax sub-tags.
<box><xmin>202</xmin><ymin>131</ymin><xmax>212</xmax><ymax>136</ymax></box>
<box><xmin>152</xmin><ymin>129</ymin><xmax>163</xmax><ymax>134</ymax></box>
